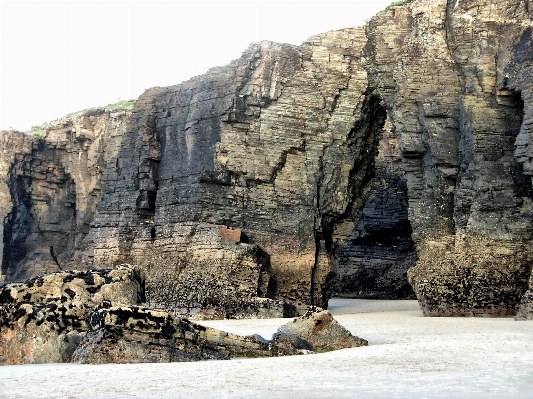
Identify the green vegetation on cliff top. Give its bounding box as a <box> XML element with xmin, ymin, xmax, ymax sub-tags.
<box><xmin>384</xmin><ymin>0</ymin><xmax>415</xmax><ymax>12</ymax></box>
<box><xmin>26</xmin><ymin>99</ymin><xmax>135</xmax><ymax>137</ymax></box>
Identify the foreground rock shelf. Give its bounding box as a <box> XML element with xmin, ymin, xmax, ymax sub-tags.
<box><xmin>1</xmin><ymin>0</ymin><xmax>532</xmax><ymax>319</ymax></box>
<box><xmin>0</xmin><ymin>266</ymin><xmax>367</xmax><ymax>365</ymax></box>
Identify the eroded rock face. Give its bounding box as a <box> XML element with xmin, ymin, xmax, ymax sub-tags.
<box><xmin>364</xmin><ymin>0</ymin><xmax>533</xmax><ymax>316</ymax></box>
<box><xmin>0</xmin><ymin>107</ymin><xmax>131</xmax><ymax>282</ymax></box>
<box><xmin>73</xmin><ymin>303</ymin><xmax>303</xmax><ymax>364</ymax></box>
<box><xmin>0</xmin><ymin>266</ymin><xmax>366</xmax><ymax>364</ymax></box>
<box><xmin>1</xmin><ymin>28</ymin><xmax>391</xmax><ymax>313</ymax></box>
<box><xmin>2</xmin><ymin>0</ymin><xmax>533</xmax><ymax>318</ymax></box>
<box><xmin>74</xmin><ymin>31</ymin><xmax>386</xmax><ymax>311</ymax></box>
<box><xmin>336</xmin><ymin>121</ymin><xmax>416</xmax><ymax>299</ymax></box>
<box><xmin>516</xmin><ymin>271</ymin><xmax>533</xmax><ymax>320</ymax></box>
<box><xmin>0</xmin><ymin>265</ymin><xmax>144</xmax><ymax>364</ymax></box>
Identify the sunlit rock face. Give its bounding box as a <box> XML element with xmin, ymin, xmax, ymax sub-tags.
<box><xmin>1</xmin><ymin>0</ymin><xmax>533</xmax><ymax>318</ymax></box>
<box><xmin>364</xmin><ymin>0</ymin><xmax>533</xmax><ymax>316</ymax></box>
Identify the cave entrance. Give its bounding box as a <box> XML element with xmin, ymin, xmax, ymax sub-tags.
<box><xmin>333</xmin><ymin>115</ymin><xmax>417</xmax><ymax>300</ymax></box>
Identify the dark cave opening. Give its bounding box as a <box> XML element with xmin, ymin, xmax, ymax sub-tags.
<box><xmin>328</xmin><ymin>94</ymin><xmax>417</xmax><ymax>300</ymax></box>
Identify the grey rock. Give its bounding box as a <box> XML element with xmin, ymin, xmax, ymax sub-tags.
<box><xmin>272</xmin><ymin>307</ymin><xmax>368</xmax><ymax>352</ymax></box>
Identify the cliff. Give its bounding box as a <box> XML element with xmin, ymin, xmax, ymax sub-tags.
<box><xmin>1</xmin><ymin>0</ymin><xmax>532</xmax><ymax>318</ymax></box>
<box><xmin>365</xmin><ymin>0</ymin><xmax>533</xmax><ymax>316</ymax></box>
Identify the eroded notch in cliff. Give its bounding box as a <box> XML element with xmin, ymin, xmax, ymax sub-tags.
<box><xmin>136</xmin><ymin>112</ymin><xmax>162</xmax><ymax>226</ymax></box>
<box><xmin>2</xmin><ymin>175</ymin><xmax>32</xmax><ymax>280</ymax></box>
<box><xmin>312</xmin><ymin>89</ymin><xmax>399</xmax><ymax>306</ymax></box>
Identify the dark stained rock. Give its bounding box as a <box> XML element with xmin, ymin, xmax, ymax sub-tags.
<box><xmin>336</xmin><ymin>122</ymin><xmax>417</xmax><ymax>299</ymax></box>
<box><xmin>516</xmin><ymin>271</ymin><xmax>533</xmax><ymax>320</ymax></box>
<box><xmin>73</xmin><ymin>303</ymin><xmax>303</xmax><ymax>364</ymax></box>
<box><xmin>0</xmin><ymin>265</ymin><xmax>144</xmax><ymax>364</ymax></box>
<box><xmin>1</xmin><ymin>28</ymin><xmax>390</xmax><ymax>314</ymax></box>
<box><xmin>1</xmin><ymin>266</ymin><xmax>366</xmax><ymax>365</ymax></box>
<box><xmin>364</xmin><ymin>0</ymin><xmax>533</xmax><ymax>316</ymax></box>
<box><xmin>2</xmin><ymin>0</ymin><xmax>533</xmax><ymax>319</ymax></box>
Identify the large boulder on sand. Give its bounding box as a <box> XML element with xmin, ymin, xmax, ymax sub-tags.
<box><xmin>272</xmin><ymin>307</ymin><xmax>368</xmax><ymax>352</ymax></box>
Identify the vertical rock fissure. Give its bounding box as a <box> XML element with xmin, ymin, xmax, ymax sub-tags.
<box><xmin>312</xmin><ymin>89</ymin><xmax>388</xmax><ymax>307</ymax></box>
<box><xmin>2</xmin><ymin>175</ymin><xmax>32</xmax><ymax>280</ymax></box>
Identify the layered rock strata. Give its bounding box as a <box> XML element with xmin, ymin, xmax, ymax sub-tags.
<box><xmin>1</xmin><ymin>0</ymin><xmax>533</xmax><ymax>318</ymax></box>
<box><xmin>1</xmin><ymin>28</ymin><xmax>392</xmax><ymax>312</ymax></box>
<box><xmin>73</xmin><ymin>304</ymin><xmax>366</xmax><ymax>364</ymax></box>
<box><xmin>0</xmin><ymin>106</ymin><xmax>131</xmax><ymax>282</ymax></box>
<box><xmin>364</xmin><ymin>0</ymin><xmax>533</xmax><ymax>316</ymax></box>
<box><xmin>336</xmin><ymin>121</ymin><xmax>416</xmax><ymax>299</ymax></box>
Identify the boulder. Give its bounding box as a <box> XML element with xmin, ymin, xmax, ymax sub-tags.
<box><xmin>272</xmin><ymin>307</ymin><xmax>368</xmax><ymax>352</ymax></box>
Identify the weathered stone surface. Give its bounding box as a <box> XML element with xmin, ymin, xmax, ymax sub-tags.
<box><xmin>0</xmin><ymin>265</ymin><xmax>144</xmax><ymax>364</ymax></box>
<box><xmin>71</xmin><ymin>31</ymin><xmax>386</xmax><ymax>311</ymax></box>
<box><xmin>516</xmin><ymin>271</ymin><xmax>533</xmax><ymax>320</ymax></box>
<box><xmin>364</xmin><ymin>0</ymin><xmax>533</xmax><ymax>316</ymax></box>
<box><xmin>73</xmin><ymin>303</ymin><xmax>303</xmax><ymax>364</ymax></box>
<box><xmin>272</xmin><ymin>307</ymin><xmax>368</xmax><ymax>352</ymax></box>
<box><xmin>1</xmin><ymin>265</ymin><xmax>366</xmax><ymax>364</ymax></box>
<box><xmin>2</xmin><ymin>0</ymin><xmax>533</xmax><ymax>318</ymax></box>
<box><xmin>0</xmin><ymin>106</ymin><xmax>132</xmax><ymax>282</ymax></box>
<box><xmin>1</xmin><ymin>27</ymin><xmax>392</xmax><ymax>314</ymax></box>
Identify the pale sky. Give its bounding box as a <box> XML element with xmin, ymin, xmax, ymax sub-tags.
<box><xmin>1</xmin><ymin>1</ymin><xmax>391</xmax><ymax>131</ymax></box>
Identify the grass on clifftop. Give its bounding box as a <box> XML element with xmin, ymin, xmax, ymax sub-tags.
<box><xmin>26</xmin><ymin>99</ymin><xmax>135</xmax><ymax>137</ymax></box>
<box><xmin>29</xmin><ymin>126</ymin><xmax>46</xmax><ymax>137</ymax></box>
<box><xmin>384</xmin><ymin>0</ymin><xmax>415</xmax><ymax>11</ymax></box>
<box><xmin>65</xmin><ymin>99</ymin><xmax>135</xmax><ymax>118</ymax></box>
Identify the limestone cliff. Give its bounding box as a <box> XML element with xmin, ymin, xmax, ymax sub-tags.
<box><xmin>1</xmin><ymin>29</ymin><xmax>390</xmax><ymax>313</ymax></box>
<box><xmin>365</xmin><ymin>0</ymin><xmax>533</xmax><ymax>316</ymax></box>
<box><xmin>1</xmin><ymin>0</ymin><xmax>532</xmax><ymax>318</ymax></box>
<box><xmin>0</xmin><ymin>108</ymin><xmax>131</xmax><ymax>282</ymax></box>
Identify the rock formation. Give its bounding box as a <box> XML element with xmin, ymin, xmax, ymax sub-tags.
<box><xmin>515</xmin><ymin>271</ymin><xmax>533</xmax><ymax>320</ymax></box>
<box><xmin>0</xmin><ymin>266</ymin><xmax>144</xmax><ymax>364</ymax></box>
<box><xmin>1</xmin><ymin>0</ymin><xmax>532</xmax><ymax>318</ymax></box>
<box><xmin>1</xmin><ymin>29</ymin><xmax>390</xmax><ymax>314</ymax></box>
<box><xmin>272</xmin><ymin>308</ymin><xmax>368</xmax><ymax>352</ymax></box>
<box><xmin>365</xmin><ymin>0</ymin><xmax>533</xmax><ymax>316</ymax></box>
<box><xmin>336</xmin><ymin>120</ymin><xmax>417</xmax><ymax>299</ymax></box>
<box><xmin>0</xmin><ymin>266</ymin><xmax>366</xmax><ymax>365</ymax></box>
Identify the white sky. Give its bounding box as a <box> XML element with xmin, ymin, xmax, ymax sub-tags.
<box><xmin>1</xmin><ymin>1</ymin><xmax>391</xmax><ymax>131</ymax></box>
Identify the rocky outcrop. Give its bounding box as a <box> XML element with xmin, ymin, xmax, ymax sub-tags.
<box><xmin>336</xmin><ymin>121</ymin><xmax>416</xmax><ymax>299</ymax></box>
<box><xmin>0</xmin><ymin>266</ymin><xmax>144</xmax><ymax>364</ymax></box>
<box><xmin>272</xmin><ymin>308</ymin><xmax>368</xmax><ymax>352</ymax></box>
<box><xmin>72</xmin><ymin>303</ymin><xmax>301</xmax><ymax>363</ymax></box>
<box><xmin>364</xmin><ymin>0</ymin><xmax>533</xmax><ymax>316</ymax></box>
<box><xmin>2</xmin><ymin>0</ymin><xmax>533</xmax><ymax>318</ymax></box>
<box><xmin>73</xmin><ymin>30</ymin><xmax>387</xmax><ymax>311</ymax></box>
<box><xmin>515</xmin><ymin>271</ymin><xmax>533</xmax><ymax>320</ymax></box>
<box><xmin>1</xmin><ymin>28</ymin><xmax>391</xmax><ymax>313</ymax></box>
<box><xmin>0</xmin><ymin>266</ymin><xmax>366</xmax><ymax>364</ymax></box>
<box><xmin>0</xmin><ymin>106</ymin><xmax>131</xmax><ymax>282</ymax></box>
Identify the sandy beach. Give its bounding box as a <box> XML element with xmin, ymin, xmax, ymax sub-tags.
<box><xmin>1</xmin><ymin>299</ymin><xmax>531</xmax><ymax>398</ymax></box>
